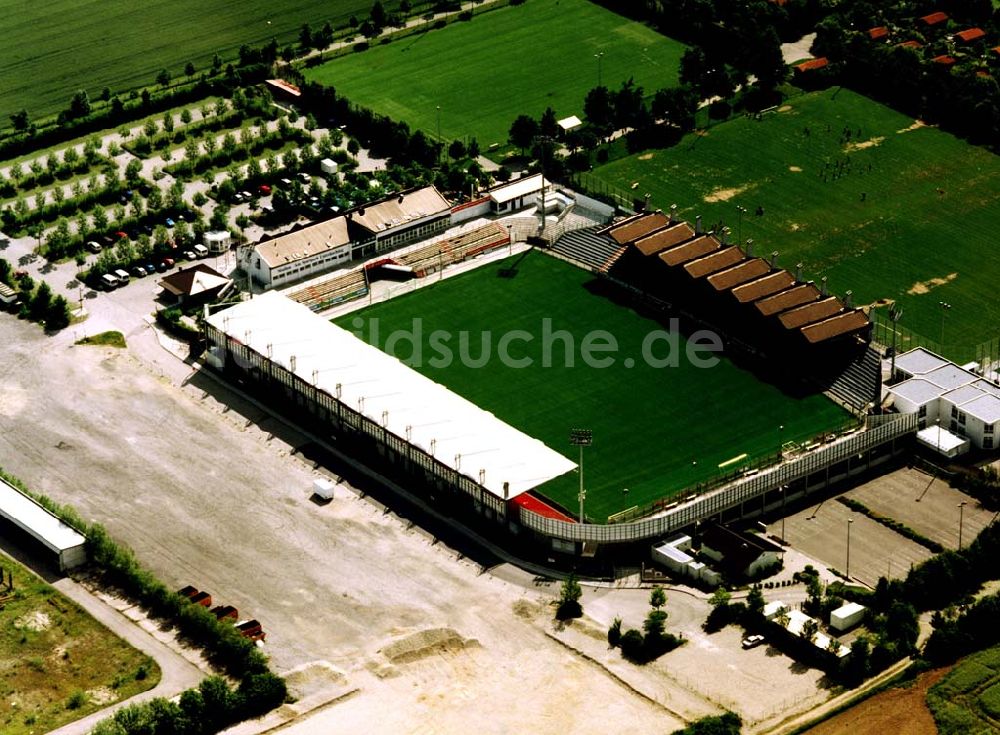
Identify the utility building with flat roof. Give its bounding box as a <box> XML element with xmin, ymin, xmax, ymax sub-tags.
<box><xmin>0</xmin><ymin>479</ymin><xmax>86</xmax><ymax>571</ymax></box>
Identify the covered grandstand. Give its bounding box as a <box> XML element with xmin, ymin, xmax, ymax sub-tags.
<box><xmin>205</xmin><ymin>292</ymin><xmax>576</xmax><ymax>508</ymax></box>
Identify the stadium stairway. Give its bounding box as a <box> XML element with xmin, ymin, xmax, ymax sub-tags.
<box><xmin>822</xmin><ymin>344</ymin><xmax>883</xmax><ymax>414</ymax></box>
<box><xmin>551</xmin><ymin>226</ymin><xmax>620</xmax><ymax>270</ymax></box>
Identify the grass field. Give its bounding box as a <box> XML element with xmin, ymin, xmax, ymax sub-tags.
<box><xmin>305</xmin><ymin>0</ymin><xmax>686</xmax><ymax>148</ymax></box>
<box><xmin>0</xmin><ymin>554</ymin><xmax>158</xmax><ymax>734</ymax></box>
<box><xmin>0</xmin><ymin>0</ymin><xmax>373</xmax><ymax>125</ymax></box>
<box><xmin>927</xmin><ymin>645</ymin><xmax>1000</xmax><ymax>734</ymax></box>
<box><xmin>589</xmin><ymin>88</ymin><xmax>1000</xmax><ymax>355</ymax></box>
<box><xmin>336</xmin><ymin>252</ymin><xmax>847</xmax><ymax>520</ymax></box>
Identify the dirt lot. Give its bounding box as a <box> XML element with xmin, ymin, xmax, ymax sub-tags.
<box><xmin>802</xmin><ymin>666</ymin><xmax>950</xmax><ymax>735</ymax></box>
<box><xmin>844</xmin><ymin>467</ymin><xmax>997</xmax><ymax>550</ymax></box>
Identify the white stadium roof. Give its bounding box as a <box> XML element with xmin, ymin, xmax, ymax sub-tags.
<box><xmin>207</xmin><ymin>292</ymin><xmax>576</xmax><ymax>499</ymax></box>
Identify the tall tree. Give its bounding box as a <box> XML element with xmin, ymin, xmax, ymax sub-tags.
<box><xmin>509</xmin><ymin>115</ymin><xmax>539</xmax><ymax>154</ymax></box>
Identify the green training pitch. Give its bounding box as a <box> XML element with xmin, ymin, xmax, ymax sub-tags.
<box><xmin>927</xmin><ymin>645</ymin><xmax>1000</xmax><ymax>734</ymax></box>
<box><xmin>305</xmin><ymin>0</ymin><xmax>686</xmax><ymax>148</ymax></box>
<box><xmin>588</xmin><ymin>88</ymin><xmax>1000</xmax><ymax>356</ymax></box>
<box><xmin>335</xmin><ymin>252</ymin><xmax>847</xmax><ymax>521</ymax></box>
<box><xmin>1</xmin><ymin>0</ymin><xmax>372</xmax><ymax>126</ymax></box>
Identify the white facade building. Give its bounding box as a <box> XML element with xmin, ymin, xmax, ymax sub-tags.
<box><xmin>887</xmin><ymin>348</ymin><xmax>1000</xmax><ymax>450</ymax></box>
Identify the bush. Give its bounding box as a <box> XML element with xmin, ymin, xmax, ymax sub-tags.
<box><xmin>619</xmin><ymin>629</ymin><xmax>645</xmax><ymax>661</ymax></box>
<box><xmin>608</xmin><ymin>617</ymin><xmax>622</xmax><ymax>647</ymax></box>
<box><xmin>670</xmin><ymin>712</ymin><xmax>742</xmax><ymax>735</ymax></box>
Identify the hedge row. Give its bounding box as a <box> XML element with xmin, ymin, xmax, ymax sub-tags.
<box><xmin>836</xmin><ymin>496</ymin><xmax>944</xmax><ymax>553</ymax></box>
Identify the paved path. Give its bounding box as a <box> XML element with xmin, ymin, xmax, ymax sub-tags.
<box><xmin>46</xmin><ymin>577</ymin><xmax>206</xmax><ymax>735</ymax></box>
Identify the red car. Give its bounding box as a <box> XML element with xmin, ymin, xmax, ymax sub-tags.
<box><xmin>163</xmin><ymin>257</ymin><xmax>175</xmax><ymax>268</ymax></box>
<box><xmin>115</xmin><ymin>231</ymin><xmax>128</xmax><ymax>239</ymax></box>
<box><xmin>258</xmin><ymin>184</ymin><xmax>271</xmax><ymax>195</ymax></box>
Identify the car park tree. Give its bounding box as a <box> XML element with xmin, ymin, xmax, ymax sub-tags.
<box><xmin>156</xmin><ymin>68</ymin><xmax>171</xmax><ymax>88</ymax></box>
<box><xmin>556</xmin><ymin>574</ymin><xmax>583</xmax><ymax>619</ymax></box>
<box><xmin>68</xmin><ymin>90</ymin><xmax>91</xmax><ymax>120</ymax></box>
<box><xmin>10</xmin><ymin>109</ymin><xmax>30</xmax><ymax>132</ymax></box>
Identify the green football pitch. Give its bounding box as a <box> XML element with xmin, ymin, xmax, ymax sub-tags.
<box><xmin>305</xmin><ymin>0</ymin><xmax>686</xmax><ymax>148</ymax></box>
<box><xmin>0</xmin><ymin>0</ymin><xmax>372</xmax><ymax>126</ymax></box>
<box><xmin>588</xmin><ymin>88</ymin><xmax>1000</xmax><ymax>357</ymax></box>
<box><xmin>335</xmin><ymin>252</ymin><xmax>848</xmax><ymax>521</ymax></box>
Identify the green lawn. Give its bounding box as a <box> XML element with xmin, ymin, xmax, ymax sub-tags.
<box><xmin>305</xmin><ymin>0</ymin><xmax>686</xmax><ymax>147</ymax></box>
<box><xmin>588</xmin><ymin>88</ymin><xmax>1000</xmax><ymax>357</ymax></box>
<box><xmin>0</xmin><ymin>0</ymin><xmax>374</xmax><ymax>125</ymax></box>
<box><xmin>928</xmin><ymin>645</ymin><xmax>1000</xmax><ymax>734</ymax></box>
<box><xmin>0</xmin><ymin>555</ymin><xmax>159</xmax><ymax>734</ymax></box>
<box><xmin>336</xmin><ymin>252</ymin><xmax>846</xmax><ymax>521</ymax></box>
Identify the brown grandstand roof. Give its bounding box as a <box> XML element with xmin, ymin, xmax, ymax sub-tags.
<box><xmin>801</xmin><ymin>310</ymin><xmax>869</xmax><ymax>344</ymax></box>
<box><xmin>778</xmin><ymin>297</ymin><xmax>843</xmax><ymax>329</ymax></box>
<box><xmin>868</xmin><ymin>26</ymin><xmax>889</xmax><ymax>40</ymax></box>
<box><xmin>257</xmin><ymin>216</ymin><xmax>351</xmax><ymax>268</ymax></box>
<box><xmin>605</xmin><ymin>212</ymin><xmax>671</xmax><ymax>245</ymax></box>
<box><xmin>795</xmin><ymin>57</ymin><xmax>829</xmax><ymax>73</ymax></box>
<box><xmin>896</xmin><ymin>39</ymin><xmax>923</xmax><ymax>49</ymax></box>
<box><xmin>932</xmin><ymin>54</ymin><xmax>957</xmax><ymax>65</ymax></box>
<box><xmin>754</xmin><ymin>283</ymin><xmax>822</xmax><ymax>317</ymax></box>
<box><xmin>658</xmin><ymin>235</ymin><xmax>720</xmax><ymax>267</ymax></box>
<box><xmin>351</xmin><ymin>186</ymin><xmax>450</xmax><ymax>235</ymax></box>
<box><xmin>956</xmin><ymin>27</ymin><xmax>986</xmax><ymax>43</ymax></box>
<box><xmin>684</xmin><ymin>247</ymin><xmax>745</xmax><ymax>279</ymax></box>
<box><xmin>919</xmin><ymin>11</ymin><xmax>948</xmax><ymax>25</ymax></box>
<box><xmin>730</xmin><ymin>270</ymin><xmax>796</xmax><ymax>303</ymax></box>
<box><xmin>632</xmin><ymin>222</ymin><xmax>695</xmax><ymax>256</ymax></box>
<box><xmin>707</xmin><ymin>259</ymin><xmax>771</xmax><ymax>291</ymax></box>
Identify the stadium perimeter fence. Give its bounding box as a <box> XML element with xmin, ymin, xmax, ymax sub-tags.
<box><xmin>514</xmin><ymin>413</ymin><xmax>917</xmax><ymax>543</ymax></box>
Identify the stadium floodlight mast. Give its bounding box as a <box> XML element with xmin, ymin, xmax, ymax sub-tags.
<box><xmin>888</xmin><ymin>304</ymin><xmax>902</xmax><ymax>381</ymax></box>
<box><xmin>958</xmin><ymin>501</ymin><xmax>967</xmax><ymax>549</ymax></box>
<box><xmin>846</xmin><ymin>516</ymin><xmax>854</xmax><ymax>580</ymax></box>
<box><xmin>938</xmin><ymin>301</ymin><xmax>951</xmax><ymax>348</ymax></box>
<box><xmin>736</xmin><ymin>204</ymin><xmax>747</xmax><ymax>245</ymax></box>
<box><xmin>594</xmin><ymin>51</ymin><xmax>605</xmax><ymax>87</ymax></box>
<box><xmin>570</xmin><ymin>429</ymin><xmax>593</xmax><ymax>524</ymax></box>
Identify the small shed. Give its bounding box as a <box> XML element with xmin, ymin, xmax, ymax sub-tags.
<box><xmin>321</xmin><ymin>158</ymin><xmax>339</xmax><ymax>175</ymax></box>
<box><xmin>204</xmin><ymin>230</ymin><xmax>232</xmax><ymax>254</ymax></box>
<box><xmin>830</xmin><ymin>602</ymin><xmax>867</xmax><ymax>631</ymax></box>
<box><xmin>557</xmin><ymin>115</ymin><xmax>583</xmax><ymax>134</ymax></box>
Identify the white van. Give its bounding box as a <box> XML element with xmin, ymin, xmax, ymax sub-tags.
<box><xmin>100</xmin><ymin>273</ymin><xmax>120</xmax><ymax>290</ymax></box>
<box><xmin>192</xmin><ymin>243</ymin><xmax>209</xmax><ymax>258</ymax></box>
<box><xmin>113</xmin><ymin>268</ymin><xmax>131</xmax><ymax>285</ymax></box>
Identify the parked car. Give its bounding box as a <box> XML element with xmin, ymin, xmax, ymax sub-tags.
<box><xmin>131</xmin><ymin>266</ymin><xmax>147</xmax><ymax>278</ymax></box>
<box><xmin>115</xmin><ymin>231</ymin><xmax>128</xmax><ymax>239</ymax></box>
<box><xmin>297</xmin><ymin>172</ymin><xmax>311</xmax><ymax>183</ymax></box>
<box><xmin>165</xmin><ymin>217</ymin><xmax>175</xmax><ymax>228</ymax></box>
<box><xmin>193</xmin><ymin>243</ymin><xmax>209</xmax><ymax>258</ymax></box>
<box><xmin>182</xmin><ymin>250</ymin><xmax>197</xmax><ymax>261</ymax></box>
<box><xmin>144</xmin><ymin>263</ymin><xmax>156</xmax><ymax>275</ymax></box>
<box><xmin>155</xmin><ymin>261</ymin><xmax>168</xmax><ymax>273</ymax></box>
<box><xmin>258</xmin><ymin>184</ymin><xmax>271</xmax><ymax>195</ymax></box>
<box><xmin>742</xmin><ymin>635</ymin><xmax>765</xmax><ymax>649</ymax></box>
<box><xmin>163</xmin><ymin>257</ymin><xmax>175</xmax><ymax>268</ymax></box>
<box><xmin>86</xmin><ymin>241</ymin><xmax>102</xmax><ymax>253</ymax></box>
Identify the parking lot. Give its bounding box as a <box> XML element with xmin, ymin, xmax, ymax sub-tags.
<box><xmin>844</xmin><ymin>467</ymin><xmax>997</xmax><ymax>550</ymax></box>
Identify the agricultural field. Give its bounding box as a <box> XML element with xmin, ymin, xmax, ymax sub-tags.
<box><xmin>305</xmin><ymin>0</ymin><xmax>686</xmax><ymax>148</ymax></box>
<box><xmin>0</xmin><ymin>554</ymin><xmax>159</xmax><ymax>735</ymax></box>
<box><xmin>927</xmin><ymin>645</ymin><xmax>1000</xmax><ymax>734</ymax></box>
<box><xmin>589</xmin><ymin>88</ymin><xmax>1000</xmax><ymax>356</ymax></box>
<box><xmin>1</xmin><ymin>0</ymin><xmax>374</xmax><ymax>125</ymax></box>
<box><xmin>336</xmin><ymin>251</ymin><xmax>847</xmax><ymax>520</ymax></box>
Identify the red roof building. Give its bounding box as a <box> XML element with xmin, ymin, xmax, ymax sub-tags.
<box><xmin>868</xmin><ymin>26</ymin><xmax>890</xmax><ymax>40</ymax></box>
<box><xmin>896</xmin><ymin>40</ymin><xmax>923</xmax><ymax>49</ymax></box>
<box><xmin>794</xmin><ymin>57</ymin><xmax>830</xmax><ymax>73</ymax></box>
<box><xmin>955</xmin><ymin>27</ymin><xmax>986</xmax><ymax>43</ymax></box>
<box><xmin>932</xmin><ymin>54</ymin><xmax>957</xmax><ymax>66</ymax></box>
<box><xmin>919</xmin><ymin>11</ymin><xmax>949</xmax><ymax>26</ymax></box>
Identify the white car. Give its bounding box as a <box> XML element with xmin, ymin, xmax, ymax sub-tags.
<box><xmin>742</xmin><ymin>635</ymin><xmax>765</xmax><ymax>649</ymax></box>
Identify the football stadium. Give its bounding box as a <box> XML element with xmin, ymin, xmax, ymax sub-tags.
<box><xmin>205</xmin><ymin>190</ymin><xmax>918</xmax><ymax>559</ymax></box>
